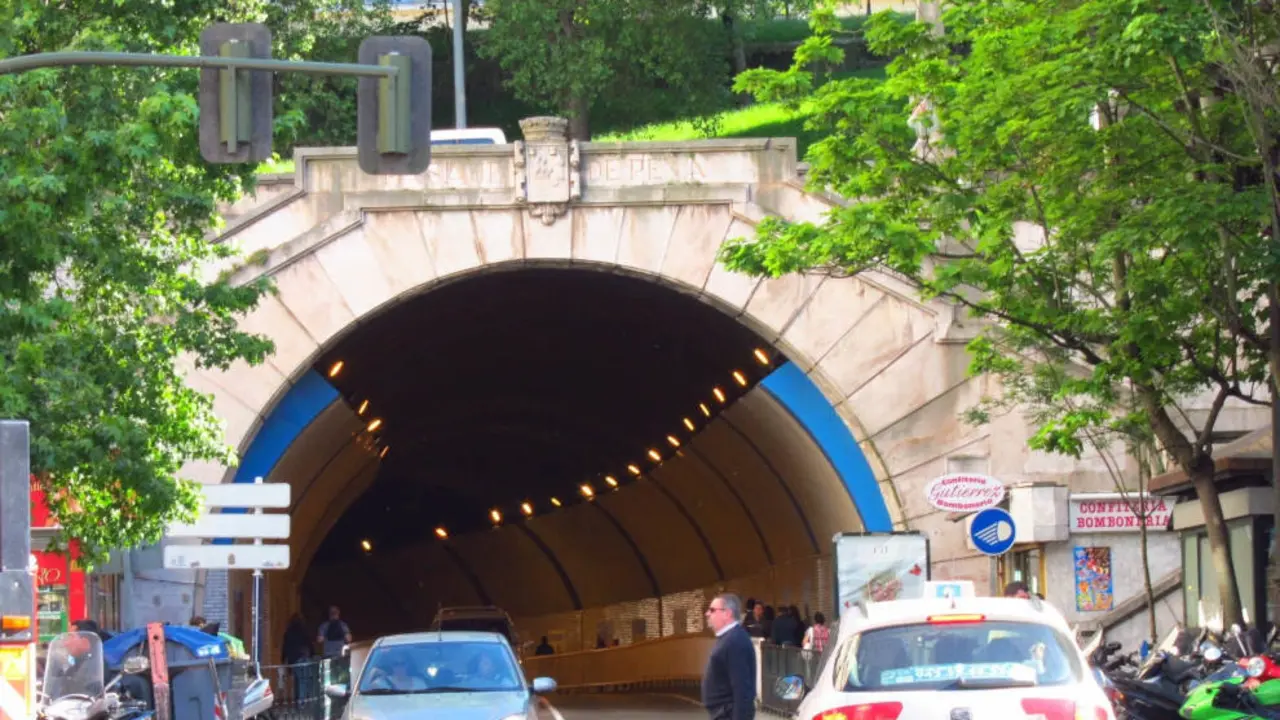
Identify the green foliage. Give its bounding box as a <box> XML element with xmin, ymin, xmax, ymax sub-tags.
<box><xmin>724</xmin><ymin>0</ymin><xmax>1280</xmax><ymax>625</ymax></box>
<box><xmin>0</xmin><ymin>0</ymin><xmax>279</xmax><ymax>563</ymax></box>
<box><xmin>265</xmin><ymin>0</ymin><xmax>403</xmax><ymax>153</ymax></box>
<box><xmin>724</xmin><ymin>0</ymin><xmax>1278</xmax><ymax>468</ymax></box>
<box><xmin>476</xmin><ymin>0</ymin><xmax>735</xmax><ymax>137</ymax></box>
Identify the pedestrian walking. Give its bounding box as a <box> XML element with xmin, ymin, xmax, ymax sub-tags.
<box><xmin>701</xmin><ymin>592</ymin><xmax>756</xmax><ymax>720</ymax></box>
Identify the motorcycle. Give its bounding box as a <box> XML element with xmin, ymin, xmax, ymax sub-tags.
<box><xmin>39</xmin><ymin>632</ymin><xmax>153</xmax><ymax>720</ymax></box>
<box><xmin>1179</xmin><ymin>625</ymin><xmax>1280</xmax><ymax>720</ymax></box>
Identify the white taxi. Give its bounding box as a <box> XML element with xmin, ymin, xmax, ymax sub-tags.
<box><xmin>774</xmin><ymin>593</ymin><xmax>1115</xmax><ymax>720</ymax></box>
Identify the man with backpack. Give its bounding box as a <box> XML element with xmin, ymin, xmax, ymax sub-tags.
<box><xmin>316</xmin><ymin>606</ymin><xmax>352</xmax><ymax>659</ymax></box>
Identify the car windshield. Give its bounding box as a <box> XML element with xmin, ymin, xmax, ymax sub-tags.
<box><xmin>357</xmin><ymin>641</ymin><xmax>522</xmax><ymax>695</ymax></box>
<box><xmin>833</xmin><ymin>619</ymin><xmax>1082</xmax><ymax>692</ymax></box>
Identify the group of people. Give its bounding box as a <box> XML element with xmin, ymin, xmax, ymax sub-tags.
<box><xmin>280</xmin><ymin>605</ymin><xmax>352</xmax><ymax>665</ymax></box>
<box><xmin>740</xmin><ymin>599</ymin><xmax>829</xmax><ymax>652</ymax></box>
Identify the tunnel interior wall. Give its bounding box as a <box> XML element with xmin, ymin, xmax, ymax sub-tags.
<box><xmin>285</xmin><ymin>377</ymin><xmax>869</xmax><ymax>656</ymax></box>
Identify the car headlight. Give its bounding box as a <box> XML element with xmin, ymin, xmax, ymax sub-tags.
<box><xmin>1246</xmin><ymin>657</ymin><xmax>1267</xmax><ymax>677</ymax></box>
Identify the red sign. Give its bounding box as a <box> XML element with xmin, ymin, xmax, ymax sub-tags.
<box><xmin>1069</xmin><ymin>495</ymin><xmax>1171</xmax><ymax>532</ymax></box>
<box><xmin>924</xmin><ymin>473</ymin><xmax>1006</xmax><ymax>513</ymax></box>
<box><xmin>29</xmin><ymin>484</ymin><xmax>87</xmax><ymax>622</ymax></box>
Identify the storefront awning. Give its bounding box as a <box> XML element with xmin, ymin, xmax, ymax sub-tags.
<box><xmin>1149</xmin><ymin>424</ymin><xmax>1272</xmax><ymax>495</ymax></box>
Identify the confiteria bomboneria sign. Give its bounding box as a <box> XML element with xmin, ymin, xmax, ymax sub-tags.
<box><xmin>1069</xmin><ymin>495</ymin><xmax>1171</xmax><ymax>532</ymax></box>
<box><xmin>924</xmin><ymin>474</ymin><xmax>1006</xmax><ymax>513</ymax></box>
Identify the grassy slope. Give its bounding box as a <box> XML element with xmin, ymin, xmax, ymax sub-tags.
<box><xmin>255</xmin><ymin>66</ymin><xmax>886</xmax><ymax>175</ymax></box>
<box><xmin>593</xmin><ymin>66</ymin><xmax>886</xmax><ymax>156</ymax></box>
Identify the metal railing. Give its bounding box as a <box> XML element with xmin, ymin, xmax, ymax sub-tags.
<box><xmin>258</xmin><ymin>656</ymin><xmax>351</xmax><ymax>720</ymax></box>
<box><xmin>756</xmin><ymin>639</ymin><xmax>838</xmax><ymax>717</ymax></box>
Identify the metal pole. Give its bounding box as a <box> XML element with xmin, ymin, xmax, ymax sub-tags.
<box><xmin>0</xmin><ymin>51</ymin><xmax>398</xmax><ymax>78</ymax></box>
<box><xmin>452</xmin><ymin>0</ymin><xmax>467</xmax><ymax>128</ymax></box>
<box><xmin>121</xmin><ymin>550</ymin><xmax>136</xmax><ymax>629</ymax></box>
<box><xmin>251</xmin><ymin>476</ymin><xmax>263</xmax><ymax>666</ymax></box>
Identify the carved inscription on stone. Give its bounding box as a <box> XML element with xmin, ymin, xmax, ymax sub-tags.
<box><xmin>583</xmin><ymin>152</ymin><xmax>754</xmax><ymax>187</ymax></box>
<box><xmin>424</xmin><ymin>159</ymin><xmax>511</xmax><ymax>190</ymax></box>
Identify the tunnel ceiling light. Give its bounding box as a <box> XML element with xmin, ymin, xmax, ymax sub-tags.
<box><xmin>733</xmin><ymin>370</ymin><xmax>748</xmax><ymax>387</ymax></box>
<box><xmin>713</xmin><ymin>386</ymin><xmax>726</xmax><ymax>403</ymax></box>
<box><xmin>647</xmin><ymin>448</ymin><xmax>662</xmax><ymax>462</ymax></box>
<box><xmin>490</xmin><ymin>508</ymin><xmax>502</xmax><ymax>525</ymax></box>
<box><xmin>666</xmin><ymin>435</ymin><xmax>681</xmax><ymax>448</ymax></box>
<box><xmin>521</xmin><ymin>501</ymin><xmax>534</xmax><ymax>516</ymax></box>
<box><xmin>754</xmin><ymin>348</ymin><xmax>771</xmax><ymax>365</ymax></box>
<box><xmin>550</xmin><ymin>497</ymin><xmax>562</xmax><ymax>507</ymax></box>
<box><xmin>683</xmin><ymin>417</ymin><xmax>695</xmax><ymax>432</ymax></box>
<box><xmin>434</xmin><ymin>527</ymin><xmax>448</xmax><ymax>539</ymax></box>
<box><xmin>328</xmin><ymin>360</ymin><xmax>345</xmax><ymax>378</ymax></box>
<box><xmin>699</xmin><ymin>403</ymin><xmax>711</xmax><ymax>417</ymax></box>
<box><xmin>357</xmin><ymin>399</ymin><xmax>369</xmax><ymax>415</ymax></box>
<box><xmin>627</xmin><ymin>464</ymin><xmax>641</xmax><ymax>476</ymax></box>
<box><xmin>366</xmin><ymin>418</ymin><xmax>383</xmax><ymax>432</ymax></box>
<box><xmin>604</xmin><ymin>476</ymin><xmax>618</xmax><ymax>488</ymax></box>
<box><xmin>360</xmin><ymin>539</ymin><xmax>372</xmax><ymax>552</ymax></box>
<box><xmin>580</xmin><ymin>483</ymin><xmax>595</xmax><ymax>499</ymax></box>
<box><xmin>379</xmin><ymin>446</ymin><xmax>389</xmax><ymax>459</ymax></box>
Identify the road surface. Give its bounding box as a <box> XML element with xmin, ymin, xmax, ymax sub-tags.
<box><xmin>543</xmin><ymin>693</ymin><xmax>706</xmax><ymax>719</ymax></box>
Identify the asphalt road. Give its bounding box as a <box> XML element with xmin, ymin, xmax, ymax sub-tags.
<box><xmin>542</xmin><ymin>693</ymin><xmax>707</xmax><ymax>719</ymax></box>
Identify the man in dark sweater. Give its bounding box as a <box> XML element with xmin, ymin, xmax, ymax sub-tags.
<box><xmin>701</xmin><ymin>593</ymin><xmax>757</xmax><ymax>720</ymax></box>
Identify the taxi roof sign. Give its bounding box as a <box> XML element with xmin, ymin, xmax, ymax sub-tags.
<box><xmin>924</xmin><ymin>580</ymin><xmax>976</xmax><ymax>600</ymax></box>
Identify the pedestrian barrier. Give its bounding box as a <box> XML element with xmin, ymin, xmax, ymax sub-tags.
<box><xmin>258</xmin><ymin>656</ymin><xmax>350</xmax><ymax>720</ymax></box>
<box><xmin>755</xmin><ymin>641</ymin><xmax>836</xmax><ymax>716</ymax></box>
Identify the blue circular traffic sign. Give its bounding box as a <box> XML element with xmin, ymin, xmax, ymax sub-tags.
<box><xmin>970</xmin><ymin>507</ymin><xmax>1016</xmax><ymax>556</ymax></box>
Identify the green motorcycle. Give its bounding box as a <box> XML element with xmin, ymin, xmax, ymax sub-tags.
<box><xmin>1180</xmin><ymin>655</ymin><xmax>1280</xmax><ymax>719</ymax></box>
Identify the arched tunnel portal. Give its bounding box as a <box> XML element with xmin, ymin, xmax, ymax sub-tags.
<box><xmin>230</xmin><ymin>262</ymin><xmax>892</xmax><ymax>660</ymax></box>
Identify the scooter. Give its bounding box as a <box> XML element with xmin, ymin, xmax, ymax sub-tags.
<box><xmin>1179</xmin><ymin>626</ymin><xmax>1280</xmax><ymax>719</ymax></box>
<box><xmin>39</xmin><ymin>632</ymin><xmax>153</xmax><ymax>720</ymax></box>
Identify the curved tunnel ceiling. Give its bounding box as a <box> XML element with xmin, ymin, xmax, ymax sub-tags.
<box><xmin>256</xmin><ymin>264</ymin><xmax>878</xmax><ymax>632</ymax></box>
<box><xmin>312</xmin><ymin>267</ymin><xmax>778</xmax><ymax>562</ymax></box>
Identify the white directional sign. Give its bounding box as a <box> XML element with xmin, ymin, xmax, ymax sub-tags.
<box><xmin>163</xmin><ymin>544</ymin><xmax>289</xmax><ymax>570</ymax></box>
<box><xmin>167</xmin><ymin>514</ymin><xmax>290</xmax><ymax>539</ymax></box>
<box><xmin>200</xmin><ymin>482</ymin><xmax>290</xmax><ymax>508</ymax></box>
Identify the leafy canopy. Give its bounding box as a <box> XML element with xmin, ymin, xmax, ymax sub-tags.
<box><xmin>726</xmin><ymin>0</ymin><xmax>1276</xmax><ymax>464</ymax></box>
<box><xmin>476</xmin><ymin>0</ymin><xmax>733</xmax><ymax>137</ymax></box>
<box><xmin>0</xmin><ymin>0</ymin><xmax>284</xmax><ymax>563</ymax></box>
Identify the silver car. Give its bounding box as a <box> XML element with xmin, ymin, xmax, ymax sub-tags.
<box><xmin>324</xmin><ymin>630</ymin><xmax>556</xmax><ymax>720</ymax></box>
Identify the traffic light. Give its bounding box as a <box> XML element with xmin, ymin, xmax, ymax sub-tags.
<box><xmin>198</xmin><ymin>23</ymin><xmax>274</xmax><ymax>165</ymax></box>
<box><xmin>356</xmin><ymin>36</ymin><xmax>432</xmax><ymax>175</ymax></box>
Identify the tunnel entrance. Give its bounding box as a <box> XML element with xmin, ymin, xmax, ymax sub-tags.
<box><xmin>253</xmin><ymin>262</ymin><xmax>876</xmax><ymax>658</ymax></box>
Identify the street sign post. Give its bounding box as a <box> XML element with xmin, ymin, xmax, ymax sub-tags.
<box><xmin>969</xmin><ymin>507</ymin><xmax>1017</xmax><ymax>556</ymax></box>
<box><xmin>163</xmin><ymin>477</ymin><xmax>290</xmax><ymax>665</ymax></box>
<box><xmin>0</xmin><ymin>421</ymin><xmax>34</xmax><ymax>720</ymax></box>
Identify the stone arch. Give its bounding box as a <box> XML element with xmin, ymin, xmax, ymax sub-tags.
<box><xmin>173</xmin><ymin>136</ymin><xmax>1018</xmax><ymax>650</ymax></box>
<box><xmin>185</xmin><ymin>198</ymin><xmax>951</xmax><ymax>527</ymax></box>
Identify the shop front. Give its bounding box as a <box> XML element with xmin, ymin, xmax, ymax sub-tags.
<box><xmin>1150</xmin><ymin>426</ymin><xmax>1276</xmax><ymax>632</ymax></box>
<box><xmin>973</xmin><ymin>483</ymin><xmax>1184</xmax><ymax>650</ymax></box>
<box><xmin>29</xmin><ymin>486</ymin><xmax>87</xmax><ymax>656</ymax></box>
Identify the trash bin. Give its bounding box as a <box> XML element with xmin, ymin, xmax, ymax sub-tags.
<box><xmin>104</xmin><ymin>625</ymin><xmax>243</xmax><ymax>720</ymax></box>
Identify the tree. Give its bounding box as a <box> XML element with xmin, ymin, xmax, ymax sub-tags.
<box><xmin>476</xmin><ymin>0</ymin><xmax>732</xmax><ymax>139</ymax></box>
<box><xmin>0</xmin><ymin>0</ymin><xmax>278</xmax><ymax>563</ymax></box>
<box><xmin>264</xmin><ymin>0</ymin><xmax>400</xmax><ymax>154</ymax></box>
<box><xmin>724</xmin><ymin>0</ymin><xmax>1280</xmax><ymax>628</ymax></box>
